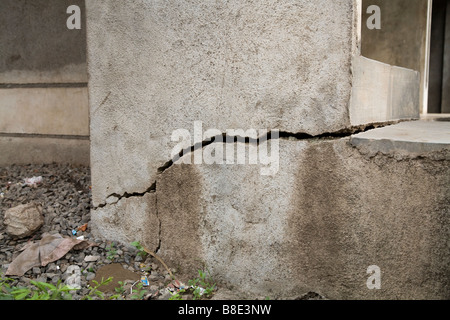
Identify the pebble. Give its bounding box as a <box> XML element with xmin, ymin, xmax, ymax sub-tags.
<box><xmin>0</xmin><ymin>164</ymin><xmax>181</xmax><ymax>300</ymax></box>
<box><xmin>84</xmin><ymin>255</ymin><xmax>100</xmax><ymax>262</ymax></box>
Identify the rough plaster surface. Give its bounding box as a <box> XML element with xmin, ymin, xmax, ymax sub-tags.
<box><xmin>91</xmin><ymin>193</ymin><xmax>159</xmax><ymax>252</ymax></box>
<box><xmin>86</xmin><ymin>0</ymin><xmax>355</xmax><ymax>206</ymax></box>
<box><xmin>153</xmin><ymin>139</ymin><xmax>450</xmax><ymax>299</ymax></box>
<box><xmin>85</xmin><ymin>1</ymin><xmax>448</xmax><ymax>299</ymax></box>
<box><xmin>91</xmin><ymin>135</ymin><xmax>450</xmax><ymax>299</ymax></box>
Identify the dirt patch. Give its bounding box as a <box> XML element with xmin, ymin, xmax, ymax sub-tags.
<box><xmin>91</xmin><ymin>263</ymin><xmax>141</xmax><ymax>293</ymax></box>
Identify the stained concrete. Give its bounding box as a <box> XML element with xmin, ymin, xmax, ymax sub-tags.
<box><xmin>153</xmin><ymin>138</ymin><xmax>450</xmax><ymax>299</ymax></box>
<box><xmin>86</xmin><ymin>0</ymin><xmax>356</xmax><ymax>206</ymax></box>
<box><xmin>85</xmin><ymin>1</ymin><xmax>448</xmax><ymax>299</ymax></box>
<box><xmin>0</xmin><ymin>0</ymin><xmax>87</xmax><ymax>83</ymax></box>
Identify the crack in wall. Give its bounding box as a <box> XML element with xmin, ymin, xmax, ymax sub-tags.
<box><xmin>96</xmin><ymin>181</ymin><xmax>156</xmax><ymax>208</ymax></box>
<box><xmin>93</xmin><ymin>120</ymin><xmax>401</xmax><ymax>210</ymax></box>
<box><xmin>154</xmin><ymin>182</ymin><xmax>162</xmax><ymax>254</ymax></box>
<box><xmin>91</xmin><ymin>120</ymin><xmax>406</xmax><ymax>256</ymax></box>
<box><xmin>156</xmin><ymin>120</ymin><xmax>400</xmax><ymax>175</ymax></box>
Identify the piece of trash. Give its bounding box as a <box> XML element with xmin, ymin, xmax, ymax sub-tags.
<box><xmin>5</xmin><ymin>232</ymin><xmax>97</xmax><ymax>276</ymax></box>
<box><xmin>194</xmin><ymin>286</ymin><xmax>206</xmax><ymax>296</ymax></box>
<box><xmin>23</xmin><ymin>176</ymin><xmax>43</xmax><ymax>188</ymax></box>
<box><xmin>173</xmin><ymin>279</ymin><xmax>183</xmax><ymax>288</ymax></box>
<box><xmin>71</xmin><ymin>230</ymin><xmax>77</xmax><ymax>236</ymax></box>
<box><xmin>76</xmin><ymin>223</ymin><xmax>88</xmax><ymax>232</ymax></box>
<box><xmin>0</xmin><ymin>192</ymin><xmax>4</xmax><ymax>198</ymax></box>
<box><xmin>76</xmin><ymin>235</ymin><xmax>85</xmax><ymax>241</ymax></box>
<box><xmin>141</xmin><ymin>276</ymin><xmax>149</xmax><ymax>286</ymax></box>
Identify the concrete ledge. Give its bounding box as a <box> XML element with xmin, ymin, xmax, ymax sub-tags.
<box><xmin>0</xmin><ymin>136</ymin><xmax>90</xmax><ymax>166</ymax></box>
<box><xmin>349</xmin><ymin>120</ymin><xmax>450</xmax><ymax>156</ymax></box>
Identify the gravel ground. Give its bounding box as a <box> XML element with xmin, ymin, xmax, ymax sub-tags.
<box><xmin>0</xmin><ymin>163</ymin><xmax>184</xmax><ymax>300</ymax></box>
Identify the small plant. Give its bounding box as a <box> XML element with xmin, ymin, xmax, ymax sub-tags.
<box><xmin>115</xmin><ymin>281</ymin><xmax>125</xmax><ymax>295</ymax></box>
<box><xmin>0</xmin><ymin>275</ymin><xmax>16</xmax><ymax>300</ymax></box>
<box><xmin>0</xmin><ymin>275</ymin><xmax>120</xmax><ymax>300</ymax></box>
<box><xmin>7</xmin><ymin>280</ymin><xmax>73</xmax><ymax>300</ymax></box>
<box><xmin>82</xmin><ymin>277</ymin><xmax>113</xmax><ymax>300</ymax></box>
<box><xmin>169</xmin><ymin>289</ymin><xmax>185</xmax><ymax>300</ymax></box>
<box><xmin>109</xmin><ymin>281</ymin><xmax>125</xmax><ymax>300</ymax></box>
<box><xmin>130</xmin><ymin>282</ymin><xmax>147</xmax><ymax>300</ymax></box>
<box><xmin>106</xmin><ymin>242</ymin><xmax>117</xmax><ymax>261</ymax></box>
<box><xmin>130</xmin><ymin>241</ymin><xmax>148</xmax><ymax>259</ymax></box>
<box><xmin>188</xmin><ymin>269</ymin><xmax>216</xmax><ymax>300</ymax></box>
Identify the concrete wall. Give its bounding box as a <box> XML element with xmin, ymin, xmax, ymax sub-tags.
<box><xmin>153</xmin><ymin>139</ymin><xmax>448</xmax><ymax>299</ymax></box>
<box><xmin>0</xmin><ymin>0</ymin><xmax>89</xmax><ymax>166</ymax></box>
<box><xmin>86</xmin><ymin>0</ymin><xmax>357</xmax><ymax>206</ymax></box>
<box><xmin>349</xmin><ymin>56</ymin><xmax>420</xmax><ymax>125</ymax></box>
<box><xmin>86</xmin><ymin>1</ymin><xmax>448</xmax><ymax>299</ymax></box>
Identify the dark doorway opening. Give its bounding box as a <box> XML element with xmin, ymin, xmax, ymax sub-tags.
<box><xmin>428</xmin><ymin>0</ymin><xmax>450</xmax><ymax>113</ymax></box>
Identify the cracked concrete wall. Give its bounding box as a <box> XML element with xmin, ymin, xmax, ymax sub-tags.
<box><xmin>86</xmin><ymin>0</ymin><xmax>356</xmax><ymax>207</ymax></box>
<box><xmin>156</xmin><ymin>139</ymin><xmax>450</xmax><ymax>299</ymax></box>
<box><xmin>85</xmin><ymin>0</ymin><xmax>444</xmax><ymax>299</ymax></box>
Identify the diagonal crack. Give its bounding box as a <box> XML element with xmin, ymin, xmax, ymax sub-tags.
<box><xmin>156</xmin><ymin>120</ymin><xmax>400</xmax><ymax>176</ymax></box>
<box><xmin>93</xmin><ymin>120</ymin><xmax>402</xmax><ymax>209</ymax></box>
<box><xmin>95</xmin><ymin>181</ymin><xmax>156</xmax><ymax>209</ymax></box>
<box><xmin>154</xmin><ymin>181</ymin><xmax>161</xmax><ymax>254</ymax></box>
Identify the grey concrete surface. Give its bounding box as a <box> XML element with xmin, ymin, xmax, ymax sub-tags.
<box><xmin>85</xmin><ymin>1</ymin><xmax>449</xmax><ymax>299</ymax></box>
<box><xmin>0</xmin><ymin>0</ymin><xmax>87</xmax><ymax>84</ymax></box>
<box><xmin>0</xmin><ymin>136</ymin><xmax>90</xmax><ymax>166</ymax></box>
<box><xmin>150</xmin><ymin>139</ymin><xmax>448</xmax><ymax>299</ymax></box>
<box><xmin>350</xmin><ymin>120</ymin><xmax>450</xmax><ymax>156</ymax></box>
<box><xmin>86</xmin><ymin>0</ymin><xmax>356</xmax><ymax>206</ymax></box>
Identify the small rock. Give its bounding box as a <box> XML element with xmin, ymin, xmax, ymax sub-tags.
<box><xmin>148</xmin><ymin>274</ymin><xmax>159</xmax><ymax>281</ymax></box>
<box><xmin>75</xmin><ymin>252</ymin><xmax>85</xmax><ymax>263</ymax></box>
<box><xmin>32</xmin><ymin>267</ymin><xmax>42</xmax><ymax>275</ymax></box>
<box><xmin>51</xmin><ymin>275</ymin><xmax>60</xmax><ymax>285</ymax></box>
<box><xmin>149</xmin><ymin>285</ymin><xmax>159</xmax><ymax>292</ymax></box>
<box><xmin>4</xmin><ymin>203</ymin><xmax>44</xmax><ymax>239</ymax></box>
<box><xmin>158</xmin><ymin>288</ymin><xmax>173</xmax><ymax>300</ymax></box>
<box><xmin>46</xmin><ymin>263</ymin><xmax>58</xmax><ymax>272</ymax></box>
<box><xmin>64</xmin><ymin>265</ymin><xmax>82</xmax><ymax>290</ymax></box>
<box><xmin>84</xmin><ymin>255</ymin><xmax>100</xmax><ymax>262</ymax></box>
<box><xmin>86</xmin><ymin>272</ymin><xmax>96</xmax><ymax>281</ymax></box>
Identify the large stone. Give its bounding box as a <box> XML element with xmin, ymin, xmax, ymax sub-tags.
<box><xmin>3</xmin><ymin>203</ymin><xmax>44</xmax><ymax>239</ymax></box>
